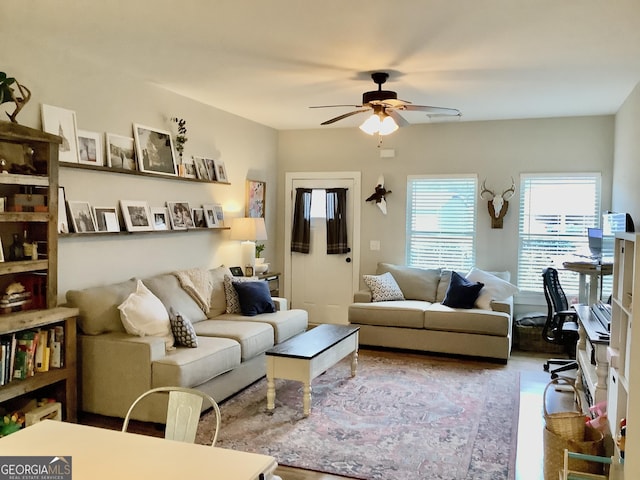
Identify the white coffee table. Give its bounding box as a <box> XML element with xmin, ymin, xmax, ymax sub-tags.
<box><xmin>265</xmin><ymin>324</ymin><xmax>359</xmax><ymax>416</ymax></box>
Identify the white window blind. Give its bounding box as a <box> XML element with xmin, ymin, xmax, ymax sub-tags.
<box><xmin>517</xmin><ymin>173</ymin><xmax>601</xmax><ymax>295</ymax></box>
<box><xmin>406</xmin><ymin>175</ymin><xmax>476</xmax><ymax>271</ymax></box>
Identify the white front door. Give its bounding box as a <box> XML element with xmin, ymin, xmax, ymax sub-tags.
<box><xmin>284</xmin><ymin>172</ymin><xmax>361</xmax><ymax>325</ymax></box>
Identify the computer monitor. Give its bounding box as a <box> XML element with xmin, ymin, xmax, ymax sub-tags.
<box><xmin>588</xmin><ymin>227</ymin><xmax>603</xmax><ymax>257</ymax></box>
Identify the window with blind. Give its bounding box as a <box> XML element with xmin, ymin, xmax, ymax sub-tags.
<box><xmin>406</xmin><ymin>175</ymin><xmax>477</xmax><ymax>271</ymax></box>
<box><xmin>517</xmin><ymin>173</ymin><xmax>602</xmax><ymax>295</ymax></box>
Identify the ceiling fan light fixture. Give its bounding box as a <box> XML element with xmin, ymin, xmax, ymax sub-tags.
<box><xmin>359</xmin><ymin>113</ymin><xmax>382</xmax><ymax>135</ymax></box>
<box><xmin>379</xmin><ymin>115</ymin><xmax>399</xmax><ymax>135</ymax></box>
<box><xmin>359</xmin><ymin>111</ymin><xmax>398</xmax><ymax>136</ymax></box>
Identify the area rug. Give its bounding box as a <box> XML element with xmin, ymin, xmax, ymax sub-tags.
<box><xmin>200</xmin><ymin>349</ymin><xmax>519</xmax><ymax>480</ymax></box>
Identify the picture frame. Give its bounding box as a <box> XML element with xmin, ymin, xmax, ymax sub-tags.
<box><xmin>58</xmin><ymin>186</ymin><xmax>69</xmax><ymax>234</ymax></box>
<box><xmin>203</xmin><ymin>204</ymin><xmax>219</xmax><ymax>228</ymax></box>
<box><xmin>166</xmin><ymin>201</ymin><xmax>195</xmax><ymax>230</ymax></box>
<box><xmin>193</xmin><ymin>156</ymin><xmax>209</xmax><ymax>181</ymax></box>
<box><xmin>212</xmin><ymin>203</ymin><xmax>225</xmax><ymax>227</ymax></box>
<box><xmin>192</xmin><ymin>208</ymin><xmax>206</xmax><ymax>228</ymax></box>
<box><xmin>77</xmin><ymin>129</ymin><xmax>105</xmax><ymax>166</ymax></box>
<box><xmin>229</xmin><ymin>266</ymin><xmax>244</xmax><ymax>277</ymax></box>
<box><xmin>120</xmin><ymin>200</ymin><xmax>153</xmax><ymax>232</ymax></box>
<box><xmin>68</xmin><ymin>201</ymin><xmax>97</xmax><ymax>233</ymax></box>
<box><xmin>106</xmin><ymin>133</ymin><xmax>137</xmax><ymax>170</ymax></box>
<box><xmin>214</xmin><ymin>159</ymin><xmax>228</xmax><ymax>183</ymax></box>
<box><xmin>41</xmin><ymin>104</ymin><xmax>81</xmax><ymax>164</ymax></box>
<box><xmin>245</xmin><ymin>265</ymin><xmax>254</xmax><ymax>277</ymax></box>
<box><xmin>133</xmin><ymin>124</ymin><xmax>178</xmax><ymax>176</ymax></box>
<box><xmin>181</xmin><ymin>157</ymin><xmax>197</xmax><ymax>179</ymax></box>
<box><xmin>150</xmin><ymin>207</ymin><xmax>171</xmax><ymax>231</ymax></box>
<box><xmin>0</xmin><ymin>238</ymin><xmax>4</xmax><ymax>262</ymax></box>
<box><xmin>93</xmin><ymin>206</ymin><xmax>121</xmax><ymax>232</ymax></box>
<box><xmin>205</xmin><ymin>158</ymin><xmax>216</xmax><ymax>181</ymax></box>
<box><xmin>246</xmin><ymin>179</ymin><xmax>266</xmax><ymax>218</ymax></box>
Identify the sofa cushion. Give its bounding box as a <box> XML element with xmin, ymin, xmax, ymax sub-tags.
<box><xmin>152</xmin><ymin>336</ymin><xmax>241</xmax><ymax>387</ymax></box>
<box><xmin>465</xmin><ymin>267</ymin><xmax>519</xmax><ymax>310</ymax></box>
<box><xmin>376</xmin><ymin>263</ymin><xmax>441</xmax><ymax>302</ymax></box>
<box><xmin>192</xmin><ymin>319</ymin><xmax>274</xmax><ymax>360</ymax></box>
<box><xmin>363</xmin><ymin>272</ymin><xmax>405</xmax><ymax>302</ymax></box>
<box><xmin>169</xmin><ymin>308</ymin><xmax>198</xmax><ymax>348</ymax></box>
<box><xmin>349</xmin><ymin>300</ymin><xmax>430</xmax><ymax>329</ymax></box>
<box><xmin>208</xmin><ymin>266</ymin><xmax>233</xmax><ymax>318</ymax></box>
<box><xmin>118</xmin><ymin>280</ymin><xmax>175</xmax><ymax>350</ymax></box>
<box><xmin>232</xmin><ymin>281</ymin><xmax>276</xmax><ymax>316</ymax></box>
<box><xmin>218</xmin><ymin>309</ymin><xmax>308</xmax><ymax>344</ymax></box>
<box><xmin>442</xmin><ymin>271</ymin><xmax>484</xmax><ymax>309</ymax></box>
<box><xmin>425</xmin><ymin>303</ymin><xmax>511</xmax><ymax>336</ymax></box>
<box><xmin>142</xmin><ymin>274</ymin><xmax>208</xmax><ymax>324</ymax></box>
<box><xmin>66</xmin><ymin>278</ymin><xmax>137</xmax><ymax>335</ymax></box>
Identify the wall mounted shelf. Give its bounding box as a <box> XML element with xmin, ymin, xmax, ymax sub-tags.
<box><xmin>59</xmin><ymin>226</ymin><xmax>229</xmax><ymax>238</ymax></box>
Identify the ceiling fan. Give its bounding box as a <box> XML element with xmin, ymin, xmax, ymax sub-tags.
<box><xmin>310</xmin><ymin>72</ymin><xmax>461</xmax><ymax>135</ymax></box>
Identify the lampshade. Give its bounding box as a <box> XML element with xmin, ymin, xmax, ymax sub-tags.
<box><xmin>359</xmin><ymin>111</ymin><xmax>398</xmax><ymax>136</ymax></box>
<box><xmin>230</xmin><ymin>217</ymin><xmax>267</xmax><ymax>270</ymax></box>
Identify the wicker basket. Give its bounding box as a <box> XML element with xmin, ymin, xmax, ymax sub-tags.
<box><xmin>543</xmin><ymin>378</ymin><xmax>586</xmax><ymax>440</ymax></box>
<box><xmin>513</xmin><ymin>323</ymin><xmax>566</xmax><ymax>353</ymax></box>
<box><xmin>543</xmin><ymin>425</ymin><xmax>604</xmax><ymax>480</ymax></box>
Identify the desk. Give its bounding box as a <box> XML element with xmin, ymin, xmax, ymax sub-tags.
<box><xmin>561</xmin><ymin>260</ymin><xmax>613</xmax><ymax>305</ymax></box>
<box><xmin>0</xmin><ymin>420</ymin><xmax>278</xmax><ymax>480</ymax></box>
<box><xmin>574</xmin><ymin>304</ymin><xmax>610</xmax><ymax>409</ymax></box>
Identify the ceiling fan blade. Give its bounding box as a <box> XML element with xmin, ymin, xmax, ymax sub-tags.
<box><xmin>309</xmin><ymin>104</ymin><xmax>363</xmax><ymax>109</ymax></box>
<box><xmin>320</xmin><ymin>109</ymin><xmax>371</xmax><ymax>125</ymax></box>
<box><xmin>386</xmin><ymin>109</ymin><xmax>409</xmax><ymax>127</ymax></box>
<box><xmin>402</xmin><ymin>104</ymin><xmax>462</xmax><ymax>116</ymax></box>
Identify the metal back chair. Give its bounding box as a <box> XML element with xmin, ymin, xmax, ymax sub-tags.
<box><xmin>122</xmin><ymin>386</ymin><xmax>221</xmax><ymax>446</ymax></box>
<box><xmin>542</xmin><ymin>267</ymin><xmax>580</xmax><ymax>377</ymax></box>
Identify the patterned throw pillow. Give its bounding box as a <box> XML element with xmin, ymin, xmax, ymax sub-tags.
<box><xmin>363</xmin><ymin>272</ymin><xmax>405</xmax><ymax>302</ymax></box>
<box><xmin>169</xmin><ymin>308</ymin><xmax>198</xmax><ymax>348</ymax></box>
<box><xmin>224</xmin><ymin>275</ymin><xmax>262</xmax><ymax>313</ymax></box>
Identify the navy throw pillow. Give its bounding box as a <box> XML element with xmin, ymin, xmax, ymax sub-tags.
<box><xmin>232</xmin><ymin>281</ymin><xmax>276</xmax><ymax>316</ymax></box>
<box><xmin>442</xmin><ymin>271</ymin><xmax>484</xmax><ymax>309</ymax></box>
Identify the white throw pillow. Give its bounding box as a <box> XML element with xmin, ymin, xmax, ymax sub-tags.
<box><xmin>465</xmin><ymin>267</ymin><xmax>519</xmax><ymax>310</ymax></box>
<box><xmin>118</xmin><ymin>280</ymin><xmax>174</xmax><ymax>349</ymax></box>
<box><xmin>363</xmin><ymin>272</ymin><xmax>405</xmax><ymax>302</ymax></box>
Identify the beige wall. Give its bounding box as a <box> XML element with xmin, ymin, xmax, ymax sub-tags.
<box><xmin>613</xmin><ymin>82</ymin><xmax>640</xmax><ymax>227</ymax></box>
<box><xmin>277</xmin><ymin>116</ymin><xmax>615</xmax><ymax>305</ymax></box>
<box><xmin>4</xmin><ymin>41</ymin><xmax>278</xmax><ymax>303</ymax></box>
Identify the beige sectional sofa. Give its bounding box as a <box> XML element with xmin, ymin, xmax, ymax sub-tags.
<box><xmin>66</xmin><ymin>266</ymin><xmax>308</xmax><ymax>423</ymax></box>
<box><xmin>348</xmin><ymin>263</ymin><xmax>516</xmax><ymax>362</ymax></box>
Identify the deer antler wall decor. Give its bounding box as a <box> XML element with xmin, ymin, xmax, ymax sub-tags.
<box><xmin>0</xmin><ymin>72</ymin><xmax>31</xmax><ymax>124</ymax></box>
<box><xmin>479</xmin><ymin>177</ymin><xmax>516</xmax><ymax>229</ymax></box>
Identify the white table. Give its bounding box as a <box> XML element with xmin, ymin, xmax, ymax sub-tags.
<box><xmin>0</xmin><ymin>420</ymin><xmax>278</xmax><ymax>480</ymax></box>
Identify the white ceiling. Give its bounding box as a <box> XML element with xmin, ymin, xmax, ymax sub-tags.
<box><xmin>6</xmin><ymin>0</ymin><xmax>640</xmax><ymax>130</ymax></box>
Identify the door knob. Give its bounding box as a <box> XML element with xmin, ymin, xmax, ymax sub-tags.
<box><xmin>345</xmin><ymin>257</ymin><xmax>351</xmax><ymax>263</ymax></box>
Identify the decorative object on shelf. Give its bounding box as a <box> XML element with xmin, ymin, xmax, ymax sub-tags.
<box><xmin>255</xmin><ymin>243</ymin><xmax>265</xmax><ymax>259</ymax></box>
<box><xmin>212</xmin><ymin>204</ymin><xmax>225</xmax><ymax>227</ymax></box>
<box><xmin>230</xmin><ymin>217</ymin><xmax>267</xmax><ymax>268</ymax></box>
<box><xmin>150</xmin><ymin>207</ymin><xmax>171</xmax><ymax>231</ymax></box>
<box><xmin>133</xmin><ymin>124</ymin><xmax>178</xmax><ymax>176</ymax></box>
<box><xmin>244</xmin><ymin>265</ymin><xmax>254</xmax><ymax>277</ymax></box>
<box><xmin>205</xmin><ymin>158</ymin><xmax>216</xmax><ymax>181</ymax></box>
<box><xmin>365</xmin><ymin>174</ymin><xmax>391</xmax><ymax>215</ymax></box>
<box><xmin>105</xmin><ymin>133</ymin><xmax>136</xmax><ymax>170</ymax></box>
<box><xmin>0</xmin><ymin>71</ymin><xmax>31</xmax><ymax>124</ymax></box>
<box><xmin>57</xmin><ymin>186</ymin><xmax>69</xmax><ymax>234</ymax></box>
<box><xmin>41</xmin><ymin>104</ymin><xmax>81</xmax><ymax>164</ymax></box>
<box><xmin>0</xmin><ymin>282</ymin><xmax>32</xmax><ymax>313</ymax></box>
<box><xmin>192</xmin><ymin>156</ymin><xmax>209</xmax><ymax>180</ymax></box>
<box><xmin>93</xmin><ymin>206</ymin><xmax>120</xmax><ymax>232</ymax></box>
<box><xmin>120</xmin><ymin>200</ymin><xmax>154</xmax><ymax>232</ymax></box>
<box><xmin>0</xmin><ymin>237</ymin><xmax>4</xmax><ymax>262</ymax></box>
<box><xmin>8</xmin><ymin>233</ymin><xmax>25</xmax><ymax>260</ymax></box>
<box><xmin>68</xmin><ymin>201</ymin><xmax>97</xmax><ymax>233</ymax></box>
<box><xmin>77</xmin><ymin>129</ymin><xmax>104</xmax><ymax>166</ymax></box>
<box><xmin>192</xmin><ymin>208</ymin><xmax>206</xmax><ymax>228</ymax></box>
<box><xmin>203</xmin><ymin>204</ymin><xmax>220</xmax><ymax>228</ymax></box>
<box><xmin>214</xmin><ymin>159</ymin><xmax>228</xmax><ymax>182</ymax></box>
<box><xmin>246</xmin><ymin>179</ymin><xmax>266</xmax><ymax>218</ymax></box>
<box><xmin>479</xmin><ymin>177</ymin><xmax>516</xmax><ymax>229</ymax></box>
<box><xmin>181</xmin><ymin>157</ymin><xmax>196</xmax><ymax>178</ymax></box>
<box><xmin>170</xmin><ymin>117</ymin><xmax>188</xmax><ymax>164</ymax></box>
<box><xmin>166</xmin><ymin>201</ymin><xmax>195</xmax><ymax>230</ymax></box>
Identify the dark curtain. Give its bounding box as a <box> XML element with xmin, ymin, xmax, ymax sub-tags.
<box><xmin>326</xmin><ymin>188</ymin><xmax>349</xmax><ymax>254</ymax></box>
<box><xmin>291</xmin><ymin>188</ymin><xmax>312</xmax><ymax>253</ymax></box>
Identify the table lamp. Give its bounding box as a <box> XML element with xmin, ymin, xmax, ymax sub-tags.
<box><xmin>230</xmin><ymin>217</ymin><xmax>267</xmax><ymax>269</ymax></box>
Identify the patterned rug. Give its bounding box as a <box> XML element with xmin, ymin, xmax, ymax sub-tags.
<box><xmin>199</xmin><ymin>349</ymin><xmax>519</xmax><ymax>480</ymax></box>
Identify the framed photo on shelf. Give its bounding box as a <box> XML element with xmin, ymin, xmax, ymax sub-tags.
<box><xmin>150</xmin><ymin>207</ymin><xmax>171</xmax><ymax>231</ymax></box>
<box><xmin>181</xmin><ymin>157</ymin><xmax>197</xmax><ymax>179</ymax></box>
<box><xmin>246</xmin><ymin>179</ymin><xmax>266</xmax><ymax>218</ymax></box>
<box><xmin>213</xmin><ymin>159</ymin><xmax>228</xmax><ymax>183</ymax></box>
<box><xmin>67</xmin><ymin>201</ymin><xmax>97</xmax><ymax>233</ymax></box>
<box><xmin>192</xmin><ymin>208</ymin><xmax>206</xmax><ymax>228</ymax></box>
<box><xmin>41</xmin><ymin>104</ymin><xmax>81</xmax><ymax>164</ymax></box>
<box><xmin>93</xmin><ymin>206</ymin><xmax>120</xmax><ymax>232</ymax></box>
<box><xmin>203</xmin><ymin>204</ymin><xmax>219</xmax><ymax>228</ymax></box>
<box><xmin>0</xmin><ymin>238</ymin><xmax>4</xmax><ymax>262</ymax></box>
<box><xmin>120</xmin><ymin>200</ymin><xmax>153</xmax><ymax>232</ymax></box>
<box><xmin>205</xmin><ymin>158</ymin><xmax>216</xmax><ymax>181</ymax></box>
<box><xmin>193</xmin><ymin>156</ymin><xmax>209</xmax><ymax>180</ymax></box>
<box><xmin>58</xmin><ymin>186</ymin><xmax>69</xmax><ymax>234</ymax></box>
<box><xmin>166</xmin><ymin>201</ymin><xmax>195</xmax><ymax>230</ymax></box>
<box><xmin>77</xmin><ymin>129</ymin><xmax>105</xmax><ymax>166</ymax></box>
<box><xmin>133</xmin><ymin>124</ymin><xmax>178</xmax><ymax>176</ymax></box>
<box><xmin>106</xmin><ymin>133</ymin><xmax>137</xmax><ymax>170</ymax></box>
<box><xmin>212</xmin><ymin>203</ymin><xmax>225</xmax><ymax>227</ymax></box>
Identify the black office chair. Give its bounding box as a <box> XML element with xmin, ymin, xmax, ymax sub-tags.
<box><xmin>541</xmin><ymin>267</ymin><xmax>580</xmax><ymax>378</ymax></box>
